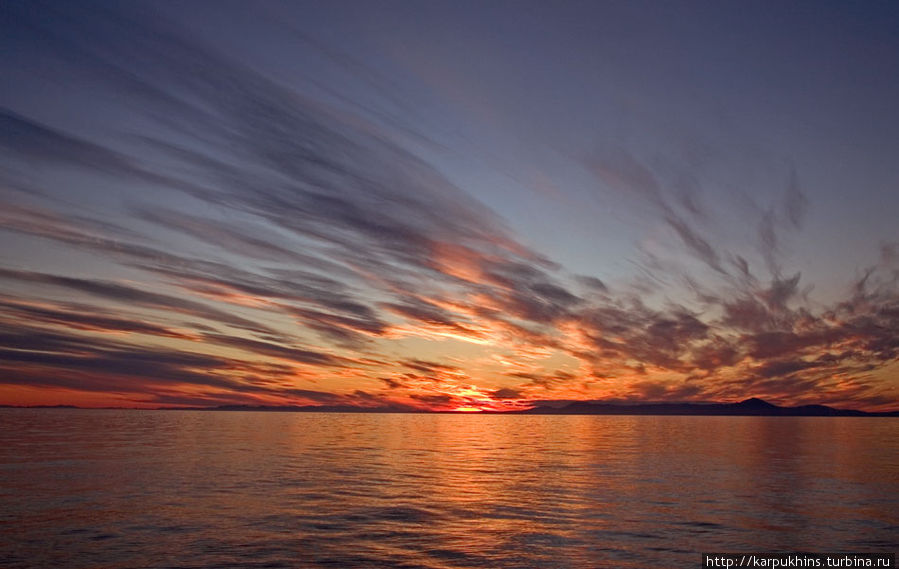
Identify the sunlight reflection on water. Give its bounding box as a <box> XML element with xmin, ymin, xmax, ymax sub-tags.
<box><xmin>1</xmin><ymin>410</ymin><xmax>897</xmax><ymax>568</ymax></box>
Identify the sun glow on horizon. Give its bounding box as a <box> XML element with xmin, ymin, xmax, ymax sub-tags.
<box><xmin>453</xmin><ymin>406</ymin><xmax>484</xmax><ymax>412</ymax></box>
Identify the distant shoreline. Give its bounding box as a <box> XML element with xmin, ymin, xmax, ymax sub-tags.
<box><xmin>2</xmin><ymin>398</ymin><xmax>897</xmax><ymax>416</ymax></box>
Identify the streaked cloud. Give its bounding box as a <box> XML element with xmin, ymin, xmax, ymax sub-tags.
<box><xmin>1</xmin><ymin>0</ymin><xmax>896</xmax><ymax>411</ymax></box>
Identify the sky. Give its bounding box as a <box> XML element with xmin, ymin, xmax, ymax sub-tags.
<box><xmin>1</xmin><ymin>0</ymin><xmax>898</xmax><ymax>411</ymax></box>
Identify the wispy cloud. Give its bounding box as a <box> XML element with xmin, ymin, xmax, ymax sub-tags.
<box><xmin>1</xmin><ymin>1</ymin><xmax>896</xmax><ymax>410</ymax></box>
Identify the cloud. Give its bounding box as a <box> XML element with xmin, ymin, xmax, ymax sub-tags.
<box><xmin>491</xmin><ymin>388</ymin><xmax>523</xmax><ymax>400</ymax></box>
<box><xmin>0</xmin><ymin>316</ymin><xmax>383</xmax><ymax>407</ymax></box>
<box><xmin>284</xmin><ymin>305</ymin><xmax>389</xmax><ymax>347</ymax></box>
<box><xmin>0</xmin><ymin>267</ymin><xmax>275</xmax><ymax>335</ymax></box>
<box><xmin>0</xmin><ymin>297</ymin><xmax>192</xmax><ymax>339</ymax></box>
<box><xmin>664</xmin><ymin>213</ymin><xmax>724</xmax><ymax>273</ymax></box>
<box><xmin>401</xmin><ymin>359</ymin><xmax>463</xmax><ymax>375</ymax></box>
<box><xmin>1</xmin><ymin>109</ymin><xmax>139</xmax><ymax>175</ymax></box>
<box><xmin>0</xmin><ymin>323</ymin><xmax>264</xmax><ymax>393</ymax></box>
<box><xmin>1</xmin><ymin>1</ymin><xmax>896</xmax><ymax>411</ymax></box>
<box><xmin>199</xmin><ymin>333</ymin><xmax>345</xmax><ymax>368</ymax></box>
<box><xmin>480</xmin><ymin>259</ymin><xmax>582</xmax><ymax>324</ymax></box>
<box><xmin>783</xmin><ymin>167</ymin><xmax>808</xmax><ymax>229</ymax></box>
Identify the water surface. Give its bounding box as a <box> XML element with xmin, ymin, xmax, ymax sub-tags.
<box><xmin>1</xmin><ymin>410</ymin><xmax>896</xmax><ymax>568</ymax></box>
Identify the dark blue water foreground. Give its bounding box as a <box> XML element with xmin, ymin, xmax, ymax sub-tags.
<box><xmin>1</xmin><ymin>410</ymin><xmax>896</xmax><ymax>568</ymax></box>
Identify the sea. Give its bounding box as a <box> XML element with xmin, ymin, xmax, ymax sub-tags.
<box><xmin>1</xmin><ymin>409</ymin><xmax>896</xmax><ymax>568</ymax></box>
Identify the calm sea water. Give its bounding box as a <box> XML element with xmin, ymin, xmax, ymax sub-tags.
<box><xmin>0</xmin><ymin>410</ymin><xmax>896</xmax><ymax>568</ymax></box>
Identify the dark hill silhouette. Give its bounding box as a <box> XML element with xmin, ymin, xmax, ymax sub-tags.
<box><xmin>518</xmin><ymin>397</ymin><xmax>896</xmax><ymax>416</ymax></box>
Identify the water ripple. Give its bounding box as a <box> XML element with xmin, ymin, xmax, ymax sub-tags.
<box><xmin>1</xmin><ymin>410</ymin><xmax>896</xmax><ymax>568</ymax></box>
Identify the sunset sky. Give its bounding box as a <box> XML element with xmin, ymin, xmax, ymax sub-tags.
<box><xmin>1</xmin><ymin>0</ymin><xmax>898</xmax><ymax>411</ymax></box>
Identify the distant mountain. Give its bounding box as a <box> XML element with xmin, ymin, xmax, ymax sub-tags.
<box><xmin>517</xmin><ymin>397</ymin><xmax>899</xmax><ymax>417</ymax></box>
